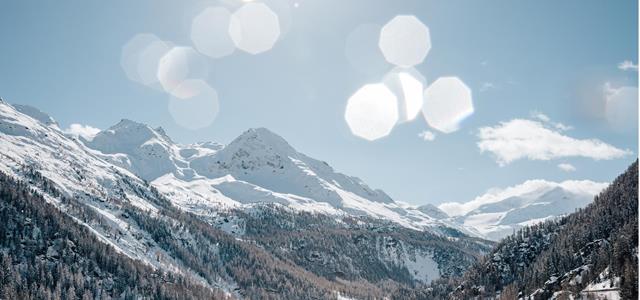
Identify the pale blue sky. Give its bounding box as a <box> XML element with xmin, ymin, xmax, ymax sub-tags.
<box><xmin>0</xmin><ymin>0</ymin><xmax>637</xmax><ymax>205</ymax></box>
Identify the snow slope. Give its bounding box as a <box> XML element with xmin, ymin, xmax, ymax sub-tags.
<box><xmin>0</xmin><ymin>100</ymin><xmax>233</xmax><ymax>292</ymax></box>
<box><xmin>416</xmin><ymin>203</ymin><xmax>449</xmax><ymax>219</ymax></box>
<box><xmin>189</xmin><ymin>127</ymin><xmax>396</xmax><ymax>207</ymax></box>
<box><xmin>577</xmin><ymin>267</ymin><xmax>621</xmax><ymax>300</ymax></box>
<box><xmin>376</xmin><ymin>236</ymin><xmax>441</xmax><ymax>283</ymax></box>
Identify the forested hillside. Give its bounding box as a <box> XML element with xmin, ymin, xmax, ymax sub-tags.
<box><xmin>0</xmin><ymin>166</ymin><xmax>491</xmax><ymax>300</ymax></box>
<box><xmin>0</xmin><ymin>171</ymin><xmax>229</xmax><ymax>300</ymax></box>
<box><xmin>451</xmin><ymin>161</ymin><xmax>638</xmax><ymax>299</ymax></box>
<box><xmin>239</xmin><ymin>206</ymin><xmax>491</xmax><ymax>285</ymax></box>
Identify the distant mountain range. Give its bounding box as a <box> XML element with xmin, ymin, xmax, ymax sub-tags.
<box><xmin>438</xmin><ymin>179</ymin><xmax>608</xmax><ymax>241</ymax></box>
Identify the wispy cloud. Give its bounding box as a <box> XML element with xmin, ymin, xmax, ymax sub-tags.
<box><xmin>531</xmin><ymin>111</ymin><xmax>572</xmax><ymax>131</ymax></box>
<box><xmin>618</xmin><ymin>60</ymin><xmax>638</xmax><ymax>71</ymax></box>
<box><xmin>557</xmin><ymin>163</ymin><xmax>576</xmax><ymax>172</ymax></box>
<box><xmin>477</xmin><ymin>116</ymin><xmax>631</xmax><ymax>166</ymax></box>
<box><xmin>64</xmin><ymin>123</ymin><xmax>101</xmax><ymax>141</ymax></box>
<box><xmin>418</xmin><ymin>130</ymin><xmax>436</xmax><ymax>141</ymax></box>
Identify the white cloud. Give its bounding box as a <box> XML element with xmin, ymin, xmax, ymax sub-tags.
<box><xmin>557</xmin><ymin>163</ymin><xmax>576</xmax><ymax>172</ymax></box>
<box><xmin>553</xmin><ymin>122</ymin><xmax>573</xmax><ymax>131</ymax></box>
<box><xmin>531</xmin><ymin>112</ymin><xmax>550</xmax><ymax>122</ymax></box>
<box><xmin>64</xmin><ymin>123</ymin><xmax>101</xmax><ymax>141</ymax></box>
<box><xmin>531</xmin><ymin>111</ymin><xmax>572</xmax><ymax>131</ymax></box>
<box><xmin>477</xmin><ymin>117</ymin><xmax>631</xmax><ymax>166</ymax></box>
<box><xmin>618</xmin><ymin>60</ymin><xmax>638</xmax><ymax>71</ymax></box>
<box><xmin>418</xmin><ymin>130</ymin><xmax>436</xmax><ymax>141</ymax></box>
<box><xmin>603</xmin><ymin>82</ymin><xmax>639</xmax><ymax>131</ymax></box>
<box><xmin>438</xmin><ymin>179</ymin><xmax>607</xmax><ymax>217</ymax></box>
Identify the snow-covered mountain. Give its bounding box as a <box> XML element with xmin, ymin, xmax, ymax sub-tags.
<box><xmin>0</xmin><ymin>99</ymin><xmax>609</xmax><ymax>245</ymax></box>
<box><xmin>83</xmin><ymin>118</ymin><xmax>469</xmax><ymax>233</ymax></box>
<box><xmin>0</xmin><ymin>100</ymin><xmax>231</xmax><ymax>289</ymax></box>
<box><xmin>0</xmin><ymin>100</ymin><xmax>494</xmax><ymax>292</ymax></box>
<box><xmin>439</xmin><ymin>179</ymin><xmax>608</xmax><ymax>241</ymax></box>
<box><xmin>0</xmin><ymin>99</ymin><xmax>606</xmax><ymax>243</ymax></box>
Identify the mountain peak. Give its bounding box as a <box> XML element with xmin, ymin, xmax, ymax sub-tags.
<box><xmin>226</xmin><ymin>127</ymin><xmax>297</xmax><ymax>157</ymax></box>
<box><xmin>112</xmin><ymin>118</ymin><xmax>147</xmax><ymax>130</ymax></box>
<box><xmin>88</xmin><ymin>119</ymin><xmax>174</xmax><ymax>158</ymax></box>
<box><xmin>238</xmin><ymin>127</ymin><xmax>288</xmax><ymax>142</ymax></box>
<box><xmin>246</xmin><ymin>127</ymin><xmax>275</xmax><ymax>134</ymax></box>
<box><xmin>85</xmin><ymin>119</ymin><xmax>181</xmax><ymax>181</ymax></box>
<box><xmin>97</xmin><ymin>118</ymin><xmax>173</xmax><ymax>145</ymax></box>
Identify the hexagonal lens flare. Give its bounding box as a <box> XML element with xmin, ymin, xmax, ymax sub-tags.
<box><xmin>229</xmin><ymin>3</ymin><xmax>281</xmax><ymax>55</ymax></box>
<box><xmin>121</xmin><ymin>34</ymin><xmax>172</xmax><ymax>88</ymax></box>
<box><xmin>379</xmin><ymin>15</ymin><xmax>431</xmax><ymax>67</ymax></box>
<box><xmin>422</xmin><ymin>77</ymin><xmax>473</xmax><ymax>133</ymax></box>
<box><xmin>121</xmin><ymin>34</ymin><xmax>155</xmax><ymax>83</ymax></box>
<box><xmin>605</xmin><ymin>85</ymin><xmax>639</xmax><ymax>132</ymax></box>
<box><xmin>157</xmin><ymin>47</ymin><xmax>209</xmax><ymax>99</ymax></box>
<box><xmin>383</xmin><ymin>68</ymin><xmax>426</xmax><ymax>122</ymax></box>
<box><xmin>138</xmin><ymin>40</ymin><xmax>173</xmax><ymax>86</ymax></box>
<box><xmin>345</xmin><ymin>84</ymin><xmax>399</xmax><ymax>141</ymax></box>
<box><xmin>191</xmin><ymin>7</ymin><xmax>236</xmax><ymax>59</ymax></box>
<box><xmin>168</xmin><ymin>79</ymin><xmax>220</xmax><ymax>130</ymax></box>
<box><xmin>263</xmin><ymin>0</ymin><xmax>292</xmax><ymax>40</ymax></box>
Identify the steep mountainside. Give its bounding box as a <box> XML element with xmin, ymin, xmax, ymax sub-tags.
<box><xmin>450</xmin><ymin>161</ymin><xmax>638</xmax><ymax>299</ymax></box>
<box><xmin>237</xmin><ymin>206</ymin><xmax>492</xmax><ymax>285</ymax></box>
<box><xmin>0</xmin><ymin>172</ymin><xmax>227</xmax><ymax>299</ymax></box>
<box><xmin>84</xmin><ymin>115</ymin><xmax>474</xmax><ymax>235</ymax></box>
<box><xmin>0</xmin><ymin>100</ymin><xmax>493</xmax><ymax>299</ymax></box>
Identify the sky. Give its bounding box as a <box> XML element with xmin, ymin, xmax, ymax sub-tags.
<box><xmin>0</xmin><ymin>0</ymin><xmax>637</xmax><ymax>206</ymax></box>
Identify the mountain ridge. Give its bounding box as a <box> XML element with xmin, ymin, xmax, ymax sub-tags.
<box><xmin>0</xmin><ymin>100</ymin><xmax>492</xmax><ymax>295</ymax></box>
<box><xmin>77</xmin><ymin>111</ymin><xmax>472</xmax><ymax>235</ymax></box>
<box><xmin>0</xmin><ymin>100</ymin><xmax>608</xmax><ymax>241</ymax></box>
